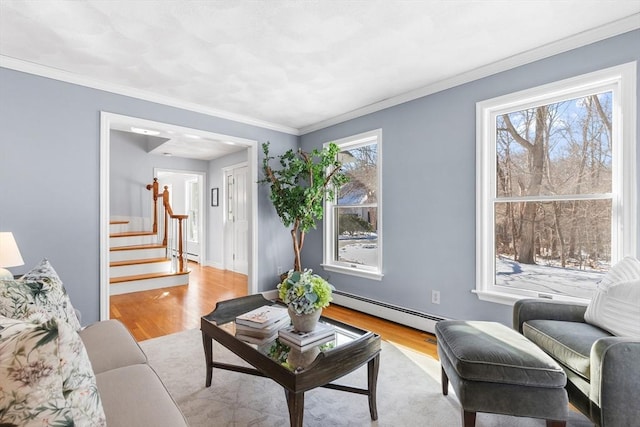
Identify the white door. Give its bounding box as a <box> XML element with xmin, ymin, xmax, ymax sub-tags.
<box><xmin>225</xmin><ymin>166</ymin><xmax>248</xmax><ymax>274</ymax></box>
<box><xmin>185</xmin><ymin>177</ymin><xmax>202</xmax><ymax>262</ymax></box>
<box><xmin>156</xmin><ymin>169</ymin><xmax>205</xmax><ymax>264</ymax></box>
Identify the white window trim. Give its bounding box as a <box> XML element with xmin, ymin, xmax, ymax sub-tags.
<box><xmin>476</xmin><ymin>62</ymin><xmax>637</xmax><ymax>305</ymax></box>
<box><xmin>322</xmin><ymin>129</ymin><xmax>384</xmax><ymax>280</ymax></box>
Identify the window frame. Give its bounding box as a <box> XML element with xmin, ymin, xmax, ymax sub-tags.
<box><xmin>322</xmin><ymin>129</ymin><xmax>384</xmax><ymax>280</ymax></box>
<box><xmin>476</xmin><ymin>62</ymin><xmax>637</xmax><ymax>305</ymax></box>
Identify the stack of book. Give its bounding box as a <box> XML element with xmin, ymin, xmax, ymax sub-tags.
<box><xmin>277</xmin><ymin>323</ymin><xmax>335</xmax><ymax>351</ymax></box>
<box><xmin>234</xmin><ymin>305</ymin><xmax>289</xmax><ymax>345</ymax></box>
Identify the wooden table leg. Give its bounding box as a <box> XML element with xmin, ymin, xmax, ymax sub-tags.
<box><xmin>201</xmin><ymin>331</ymin><xmax>213</xmax><ymax>387</ymax></box>
<box><xmin>441</xmin><ymin>366</ymin><xmax>449</xmax><ymax>395</ymax></box>
<box><xmin>284</xmin><ymin>389</ymin><xmax>304</xmax><ymax>427</ymax></box>
<box><xmin>367</xmin><ymin>354</ymin><xmax>380</xmax><ymax>420</ymax></box>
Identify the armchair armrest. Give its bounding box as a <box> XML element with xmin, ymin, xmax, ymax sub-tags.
<box><xmin>590</xmin><ymin>337</ymin><xmax>640</xmax><ymax>426</ymax></box>
<box><xmin>512</xmin><ymin>298</ymin><xmax>588</xmax><ymax>333</ymax></box>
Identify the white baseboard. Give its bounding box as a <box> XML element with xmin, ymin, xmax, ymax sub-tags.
<box><xmin>203</xmin><ymin>260</ymin><xmax>224</xmax><ymax>269</ymax></box>
<box><xmin>331</xmin><ymin>291</ymin><xmax>446</xmax><ymax>334</ymax></box>
<box><xmin>260</xmin><ymin>288</ymin><xmax>445</xmax><ymax>334</ymax></box>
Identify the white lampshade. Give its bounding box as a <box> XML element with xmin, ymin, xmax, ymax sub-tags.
<box><xmin>0</xmin><ymin>232</ymin><xmax>24</xmax><ymax>279</ymax></box>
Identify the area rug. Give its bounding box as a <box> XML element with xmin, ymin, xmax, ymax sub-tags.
<box><xmin>140</xmin><ymin>329</ymin><xmax>592</xmax><ymax>427</ymax></box>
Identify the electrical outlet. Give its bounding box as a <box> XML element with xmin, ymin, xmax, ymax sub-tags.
<box><xmin>431</xmin><ymin>290</ymin><xmax>441</xmax><ymax>304</ymax></box>
<box><xmin>277</xmin><ymin>266</ymin><xmax>283</xmax><ymax>275</ymax></box>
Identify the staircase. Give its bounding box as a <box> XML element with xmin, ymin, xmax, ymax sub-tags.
<box><xmin>108</xmin><ymin>180</ymin><xmax>190</xmax><ymax>295</ymax></box>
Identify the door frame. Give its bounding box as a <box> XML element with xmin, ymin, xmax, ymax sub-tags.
<box><xmin>154</xmin><ymin>168</ymin><xmax>206</xmax><ymax>263</ymax></box>
<box><xmin>99</xmin><ymin>112</ymin><xmax>259</xmax><ymax>321</ymax></box>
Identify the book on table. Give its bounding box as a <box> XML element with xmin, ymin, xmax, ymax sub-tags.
<box><xmin>236</xmin><ymin>332</ymin><xmax>278</xmax><ymax>346</ymax></box>
<box><xmin>277</xmin><ymin>323</ymin><xmax>335</xmax><ymax>347</ymax></box>
<box><xmin>277</xmin><ymin>331</ymin><xmax>335</xmax><ymax>351</ymax></box>
<box><xmin>235</xmin><ymin>305</ymin><xmax>288</xmax><ymax>328</ymax></box>
<box><xmin>235</xmin><ymin>315</ymin><xmax>290</xmax><ymax>337</ymax></box>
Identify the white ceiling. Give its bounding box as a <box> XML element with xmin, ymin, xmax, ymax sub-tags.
<box><xmin>109</xmin><ymin>115</ymin><xmax>250</xmax><ymax>160</ymax></box>
<box><xmin>1</xmin><ymin>1</ymin><xmax>639</xmax><ymax>135</ymax></box>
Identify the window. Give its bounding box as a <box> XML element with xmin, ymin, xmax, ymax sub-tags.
<box><xmin>323</xmin><ymin>129</ymin><xmax>383</xmax><ymax>280</ymax></box>
<box><xmin>476</xmin><ymin>63</ymin><xmax>636</xmax><ymax>304</ymax></box>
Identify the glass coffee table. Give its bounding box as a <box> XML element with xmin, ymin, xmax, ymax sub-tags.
<box><xmin>200</xmin><ymin>294</ymin><xmax>381</xmax><ymax>427</ymax></box>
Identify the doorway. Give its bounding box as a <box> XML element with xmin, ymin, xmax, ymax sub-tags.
<box><xmin>99</xmin><ymin>112</ymin><xmax>259</xmax><ymax>321</ymax></box>
<box><xmin>156</xmin><ymin>169</ymin><xmax>205</xmax><ymax>263</ymax></box>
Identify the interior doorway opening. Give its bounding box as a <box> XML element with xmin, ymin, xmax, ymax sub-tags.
<box><xmin>100</xmin><ymin>112</ymin><xmax>259</xmax><ymax>321</ymax></box>
<box><xmin>156</xmin><ymin>169</ymin><xmax>206</xmax><ymax>264</ymax></box>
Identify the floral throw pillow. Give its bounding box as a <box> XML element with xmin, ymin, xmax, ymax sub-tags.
<box><xmin>55</xmin><ymin>312</ymin><xmax>107</xmax><ymax>426</ymax></box>
<box><xmin>0</xmin><ymin>258</ymin><xmax>81</xmax><ymax>331</ymax></box>
<box><xmin>0</xmin><ymin>315</ymin><xmax>73</xmax><ymax>426</ymax></box>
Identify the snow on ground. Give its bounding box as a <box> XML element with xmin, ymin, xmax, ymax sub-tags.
<box><xmin>338</xmin><ymin>243</ymin><xmax>605</xmax><ymax>299</ymax></box>
<box><xmin>339</xmin><ymin>240</ymin><xmax>378</xmax><ymax>267</ymax></box>
<box><xmin>496</xmin><ymin>256</ymin><xmax>605</xmax><ymax>299</ymax></box>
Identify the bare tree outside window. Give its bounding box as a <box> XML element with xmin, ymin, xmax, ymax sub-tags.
<box><xmin>494</xmin><ymin>92</ymin><xmax>613</xmax><ymax>298</ymax></box>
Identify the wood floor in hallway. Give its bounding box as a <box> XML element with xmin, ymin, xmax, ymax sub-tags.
<box><xmin>110</xmin><ymin>262</ymin><xmax>438</xmax><ymax>359</ymax></box>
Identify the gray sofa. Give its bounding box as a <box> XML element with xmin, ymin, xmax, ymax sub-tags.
<box><xmin>79</xmin><ymin>319</ymin><xmax>189</xmax><ymax>427</ymax></box>
<box><xmin>514</xmin><ymin>299</ymin><xmax>640</xmax><ymax>427</ymax></box>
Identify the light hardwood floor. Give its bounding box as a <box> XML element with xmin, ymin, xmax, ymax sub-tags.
<box><xmin>110</xmin><ymin>262</ymin><xmax>439</xmax><ymax>359</ymax></box>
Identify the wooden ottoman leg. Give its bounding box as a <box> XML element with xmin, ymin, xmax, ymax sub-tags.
<box><xmin>463</xmin><ymin>410</ymin><xmax>476</xmax><ymax>427</ymax></box>
<box><xmin>441</xmin><ymin>366</ymin><xmax>449</xmax><ymax>395</ymax></box>
<box><xmin>546</xmin><ymin>420</ymin><xmax>566</xmax><ymax>427</ymax></box>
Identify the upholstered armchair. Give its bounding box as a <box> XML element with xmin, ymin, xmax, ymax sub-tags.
<box><xmin>514</xmin><ymin>298</ymin><xmax>640</xmax><ymax>427</ymax></box>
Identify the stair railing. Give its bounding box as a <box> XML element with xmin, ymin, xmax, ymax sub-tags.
<box><xmin>146</xmin><ymin>178</ymin><xmax>188</xmax><ymax>273</ymax></box>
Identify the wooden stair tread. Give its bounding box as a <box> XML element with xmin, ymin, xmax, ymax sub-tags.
<box><xmin>110</xmin><ymin>257</ymin><xmax>169</xmax><ymax>267</ymax></box>
<box><xmin>110</xmin><ymin>244</ymin><xmax>166</xmax><ymax>252</ymax></box>
<box><xmin>110</xmin><ymin>220</ymin><xmax>130</xmax><ymax>225</ymax></box>
<box><xmin>110</xmin><ymin>231</ymin><xmax>156</xmax><ymax>238</ymax></box>
<box><xmin>110</xmin><ymin>271</ymin><xmax>190</xmax><ymax>284</ymax></box>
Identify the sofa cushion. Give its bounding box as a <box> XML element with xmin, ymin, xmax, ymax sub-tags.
<box><xmin>0</xmin><ymin>259</ymin><xmax>81</xmax><ymax>331</ymax></box>
<box><xmin>435</xmin><ymin>320</ymin><xmax>566</xmax><ymax>388</ymax></box>
<box><xmin>95</xmin><ymin>364</ymin><xmax>189</xmax><ymax>427</ymax></box>
<box><xmin>585</xmin><ymin>256</ymin><xmax>640</xmax><ymax>337</ymax></box>
<box><xmin>523</xmin><ymin>319</ymin><xmax>612</xmax><ymax>381</ymax></box>
<box><xmin>79</xmin><ymin>319</ymin><xmax>147</xmax><ymax>374</ymax></box>
<box><xmin>0</xmin><ymin>316</ymin><xmax>73</xmax><ymax>426</ymax></box>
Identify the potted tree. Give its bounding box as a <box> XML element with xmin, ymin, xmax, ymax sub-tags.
<box><xmin>261</xmin><ymin>142</ymin><xmax>348</xmax><ymax>331</ymax></box>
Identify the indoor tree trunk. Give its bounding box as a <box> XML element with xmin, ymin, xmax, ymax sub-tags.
<box><xmin>291</xmin><ymin>223</ymin><xmax>305</xmax><ymax>272</ymax></box>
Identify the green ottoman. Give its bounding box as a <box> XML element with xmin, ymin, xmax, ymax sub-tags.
<box><xmin>435</xmin><ymin>321</ymin><xmax>568</xmax><ymax>427</ymax></box>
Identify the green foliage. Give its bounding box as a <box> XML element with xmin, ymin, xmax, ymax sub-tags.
<box><xmin>261</xmin><ymin>142</ymin><xmax>348</xmax><ymax>232</ymax></box>
<box><xmin>277</xmin><ymin>269</ymin><xmax>335</xmax><ymax>314</ymax></box>
<box><xmin>261</xmin><ymin>142</ymin><xmax>349</xmax><ymax>271</ymax></box>
<box><xmin>339</xmin><ymin>213</ymin><xmax>373</xmax><ymax>234</ymax></box>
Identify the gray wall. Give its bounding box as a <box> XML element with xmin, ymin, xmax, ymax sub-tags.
<box><xmin>0</xmin><ymin>68</ymin><xmax>297</xmax><ymax>324</ymax></box>
<box><xmin>110</xmin><ymin>130</ymin><xmax>209</xmax><ymax>219</ymax></box>
<box><xmin>299</xmin><ymin>30</ymin><xmax>640</xmax><ymax>325</ymax></box>
<box><xmin>1</xmin><ymin>30</ymin><xmax>637</xmax><ymax>327</ymax></box>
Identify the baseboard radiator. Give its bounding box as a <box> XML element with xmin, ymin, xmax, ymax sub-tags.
<box><xmin>331</xmin><ymin>290</ymin><xmax>446</xmax><ymax>334</ymax></box>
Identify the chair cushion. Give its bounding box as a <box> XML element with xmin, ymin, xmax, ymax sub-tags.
<box><xmin>435</xmin><ymin>320</ymin><xmax>566</xmax><ymax>388</ymax></box>
<box><xmin>584</xmin><ymin>256</ymin><xmax>640</xmax><ymax>337</ymax></box>
<box><xmin>0</xmin><ymin>259</ymin><xmax>81</xmax><ymax>331</ymax></box>
<box><xmin>523</xmin><ymin>319</ymin><xmax>612</xmax><ymax>381</ymax></box>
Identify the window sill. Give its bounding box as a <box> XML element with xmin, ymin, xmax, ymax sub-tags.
<box><xmin>321</xmin><ymin>264</ymin><xmax>384</xmax><ymax>281</ymax></box>
<box><xmin>472</xmin><ymin>290</ymin><xmax>523</xmax><ymax>305</ymax></box>
<box><xmin>472</xmin><ymin>289</ymin><xmax>591</xmax><ymax>306</ymax></box>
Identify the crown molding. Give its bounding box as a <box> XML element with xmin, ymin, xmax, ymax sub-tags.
<box><xmin>0</xmin><ymin>55</ymin><xmax>300</xmax><ymax>136</ymax></box>
<box><xmin>299</xmin><ymin>13</ymin><xmax>640</xmax><ymax>135</ymax></box>
<box><xmin>2</xmin><ymin>13</ymin><xmax>637</xmax><ymax>138</ymax></box>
